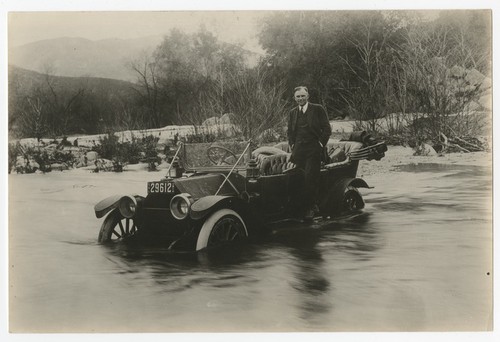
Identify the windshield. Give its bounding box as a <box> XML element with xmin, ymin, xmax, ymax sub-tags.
<box><xmin>180</xmin><ymin>141</ymin><xmax>252</xmax><ymax>171</ymax></box>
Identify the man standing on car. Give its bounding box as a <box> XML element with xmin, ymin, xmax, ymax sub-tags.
<box><xmin>288</xmin><ymin>86</ymin><xmax>332</xmax><ymax>220</ymax></box>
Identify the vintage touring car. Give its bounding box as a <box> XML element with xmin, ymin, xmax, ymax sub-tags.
<box><xmin>93</xmin><ymin>132</ymin><xmax>387</xmax><ymax>251</ymax></box>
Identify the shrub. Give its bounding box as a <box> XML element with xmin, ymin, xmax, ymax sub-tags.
<box><xmin>121</xmin><ymin>138</ymin><xmax>142</xmax><ymax>164</ymax></box>
<box><xmin>11</xmin><ymin>145</ymin><xmax>39</xmax><ymax>174</ymax></box>
<box><xmin>32</xmin><ymin>150</ymin><xmax>52</xmax><ymax>172</ymax></box>
<box><xmin>184</xmin><ymin>132</ymin><xmax>217</xmax><ymax>143</ymax></box>
<box><xmin>91</xmin><ymin>132</ymin><xmax>161</xmax><ymax>172</ymax></box>
<box><xmin>92</xmin><ymin>132</ymin><xmax>121</xmax><ymax>160</ymax></box>
<box><xmin>10</xmin><ymin>145</ymin><xmax>78</xmax><ymax>174</ymax></box>
<box><xmin>8</xmin><ymin>142</ymin><xmax>21</xmax><ymax>174</ymax></box>
<box><xmin>52</xmin><ymin>150</ymin><xmax>76</xmax><ymax>167</ymax></box>
<box><xmin>141</xmin><ymin>135</ymin><xmax>161</xmax><ymax>171</ymax></box>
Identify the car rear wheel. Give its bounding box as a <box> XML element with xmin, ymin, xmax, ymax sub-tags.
<box><xmin>196</xmin><ymin>209</ymin><xmax>248</xmax><ymax>251</ymax></box>
<box><xmin>342</xmin><ymin>186</ymin><xmax>365</xmax><ymax>213</ymax></box>
<box><xmin>98</xmin><ymin>210</ymin><xmax>138</xmax><ymax>243</ymax></box>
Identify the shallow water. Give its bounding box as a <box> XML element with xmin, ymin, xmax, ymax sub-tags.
<box><xmin>9</xmin><ymin>163</ymin><xmax>492</xmax><ymax>332</ymax></box>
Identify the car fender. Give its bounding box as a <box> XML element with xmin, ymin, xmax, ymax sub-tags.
<box><xmin>334</xmin><ymin>177</ymin><xmax>370</xmax><ymax>191</ymax></box>
<box><xmin>330</xmin><ymin>177</ymin><xmax>370</xmax><ymax>201</ymax></box>
<box><xmin>321</xmin><ymin>177</ymin><xmax>370</xmax><ymax>212</ymax></box>
<box><xmin>190</xmin><ymin>195</ymin><xmax>247</xmax><ymax>221</ymax></box>
<box><xmin>94</xmin><ymin>194</ymin><xmax>143</xmax><ymax>219</ymax></box>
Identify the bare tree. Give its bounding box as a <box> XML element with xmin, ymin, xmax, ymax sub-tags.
<box><xmin>40</xmin><ymin>65</ymin><xmax>86</xmax><ymax>136</ymax></box>
<box><xmin>19</xmin><ymin>95</ymin><xmax>46</xmax><ymax>142</ymax></box>
<box><xmin>338</xmin><ymin>19</ymin><xmax>392</xmax><ymax>131</ymax></box>
<box><xmin>223</xmin><ymin>67</ymin><xmax>289</xmax><ymax>141</ymax></box>
<box><xmin>129</xmin><ymin>53</ymin><xmax>162</xmax><ymax>127</ymax></box>
<box><xmin>398</xmin><ymin>22</ymin><xmax>487</xmax><ymax>151</ymax></box>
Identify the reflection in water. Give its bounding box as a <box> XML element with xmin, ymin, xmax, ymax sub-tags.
<box><xmin>9</xmin><ymin>162</ymin><xmax>492</xmax><ymax>332</ymax></box>
<box><xmin>99</xmin><ymin>215</ymin><xmax>385</xmax><ymax>330</ymax></box>
<box><xmin>286</xmin><ymin>234</ymin><xmax>332</xmax><ymax>325</ymax></box>
<box><xmin>104</xmin><ymin>240</ymin><xmax>262</xmax><ymax>294</ymax></box>
<box><xmin>263</xmin><ymin>229</ymin><xmax>333</xmax><ymax>324</ymax></box>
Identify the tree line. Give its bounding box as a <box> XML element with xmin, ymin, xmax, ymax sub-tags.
<box><xmin>9</xmin><ymin>10</ymin><xmax>491</xmax><ymax>149</ymax></box>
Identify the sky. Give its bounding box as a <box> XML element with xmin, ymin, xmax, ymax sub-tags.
<box><xmin>8</xmin><ymin>11</ymin><xmax>270</xmax><ymax>53</ymax></box>
<box><xmin>6</xmin><ymin>2</ymin><xmax>487</xmax><ymax>50</ymax></box>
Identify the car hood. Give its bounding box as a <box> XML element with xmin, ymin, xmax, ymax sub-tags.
<box><xmin>173</xmin><ymin>173</ymin><xmax>245</xmax><ymax>200</ymax></box>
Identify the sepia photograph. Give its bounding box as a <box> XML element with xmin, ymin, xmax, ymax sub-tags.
<box><xmin>2</xmin><ymin>0</ymin><xmax>496</xmax><ymax>339</ymax></box>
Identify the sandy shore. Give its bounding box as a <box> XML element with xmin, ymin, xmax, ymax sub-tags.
<box><xmin>12</xmin><ymin>115</ymin><xmax>491</xmax><ymax>180</ymax></box>
<box><xmin>358</xmin><ymin>146</ymin><xmax>492</xmax><ymax>177</ymax></box>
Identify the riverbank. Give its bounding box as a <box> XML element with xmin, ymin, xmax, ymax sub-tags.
<box><xmin>358</xmin><ymin>146</ymin><xmax>492</xmax><ymax>177</ymax></box>
<box><xmin>22</xmin><ymin>143</ymin><xmax>490</xmax><ymax>182</ymax></box>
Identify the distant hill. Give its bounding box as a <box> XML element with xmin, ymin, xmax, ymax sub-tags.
<box><xmin>9</xmin><ymin>36</ymin><xmax>263</xmax><ymax>82</ymax></box>
<box><xmin>9</xmin><ymin>36</ymin><xmax>163</xmax><ymax>82</ymax></box>
<box><xmin>8</xmin><ymin>65</ymin><xmax>140</xmax><ymax>138</ymax></box>
<box><xmin>9</xmin><ymin>65</ymin><xmax>137</xmax><ymax>97</ymax></box>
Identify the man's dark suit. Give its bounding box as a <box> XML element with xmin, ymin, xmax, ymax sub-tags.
<box><xmin>287</xmin><ymin>102</ymin><xmax>332</xmax><ymax>213</ymax></box>
<box><xmin>288</xmin><ymin>103</ymin><xmax>331</xmax><ymax>155</ymax></box>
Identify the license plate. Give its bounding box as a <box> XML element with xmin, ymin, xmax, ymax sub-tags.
<box><xmin>148</xmin><ymin>181</ymin><xmax>175</xmax><ymax>194</ymax></box>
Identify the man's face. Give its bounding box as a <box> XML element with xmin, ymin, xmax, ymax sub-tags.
<box><xmin>294</xmin><ymin>89</ymin><xmax>309</xmax><ymax>106</ymax></box>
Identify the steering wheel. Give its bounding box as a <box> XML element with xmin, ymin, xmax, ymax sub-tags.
<box><xmin>207</xmin><ymin>146</ymin><xmax>238</xmax><ymax>165</ymax></box>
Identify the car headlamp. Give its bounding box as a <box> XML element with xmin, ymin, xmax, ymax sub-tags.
<box><xmin>119</xmin><ymin>196</ymin><xmax>137</xmax><ymax>218</ymax></box>
<box><xmin>170</xmin><ymin>193</ymin><xmax>194</xmax><ymax>220</ymax></box>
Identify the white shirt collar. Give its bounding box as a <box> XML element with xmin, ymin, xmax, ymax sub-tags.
<box><xmin>299</xmin><ymin>102</ymin><xmax>309</xmax><ymax>113</ymax></box>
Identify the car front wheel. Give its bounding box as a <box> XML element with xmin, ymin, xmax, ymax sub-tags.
<box><xmin>98</xmin><ymin>210</ymin><xmax>138</xmax><ymax>243</ymax></box>
<box><xmin>196</xmin><ymin>209</ymin><xmax>248</xmax><ymax>251</ymax></box>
